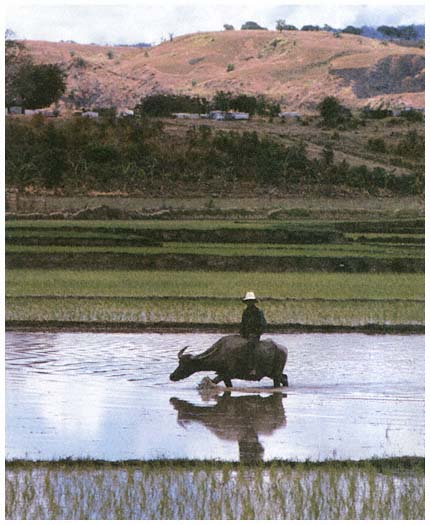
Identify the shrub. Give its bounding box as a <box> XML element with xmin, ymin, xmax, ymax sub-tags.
<box><xmin>226</xmin><ymin>64</ymin><xmax>235</xmax><ymax>72</ymax></box>
<box><xmin>367</xmin><ymin>138</ymin><xmax>387</xmax><ymax>153</ymax></box>
<box><xmin>317</xmin><ymin>96</ymin><xmax>352</xmax><ymax>128</ymax></box>
<box><xmin>395</xmin><ymin>130</ymin><xmax>424</xmax><ymax>158</ymax></box>
<box><xmin>361</xmin><ymin>107</ymin><xmax>393</xmax><ymax>119</ymax></box>
<box><xmin>399</xmin><ymin>109</ymin><xmax>423</xmax><ymax>122</ymax></box>
<box><xmin>72</xmin><ymin>56</ymin><xmax>86</xmax><ymax>68</ymax></box>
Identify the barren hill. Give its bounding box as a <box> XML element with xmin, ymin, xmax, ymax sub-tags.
<box><xmin>24</xmin><ymin>30</ymin><xmax>425</xmax><ymax>111</ymax></box>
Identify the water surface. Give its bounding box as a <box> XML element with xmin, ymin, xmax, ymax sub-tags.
<box><xmin>6</xmin><ymin>332</ymin><xmax>424</xmax><ymax>461</ymax></box>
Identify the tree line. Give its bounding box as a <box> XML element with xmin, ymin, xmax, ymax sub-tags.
<box><xmin>135</xmin><ymin>92</ymin><xmax>280</xmax><ymax>117</ymax></box>
<box><xmin>223</xmin><ymin>21</ymin><xmax>423</xmax><ymax>41</ymax></box>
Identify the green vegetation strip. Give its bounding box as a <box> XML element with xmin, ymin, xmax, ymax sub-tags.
<box><xmin>6</xmin><ymin>270</ymin><xmax>423</xmax><ymax>329</ymax></box>
<box><xmin>6</xmin><ymin>457</ymin><xmax>424</xmax><ymax>520</ymax></box>
<box><xmin>6</xmin><ymin>241</ymin><xmax>423</xmax><ymax>257</ymax></box>
<box><xmin>5</xmin><ymin>297</ymin><xmax>423</xmax><ymax>328</ymax></box>
<box><xmin>5</xmin><ymin>217</ymin><xmax>424</xmax><ymax>232</ymax></box>
<box><xmin>7</xmin><ymin>270</ymin><xmax>424</xmax><ymax>300</ymax></box>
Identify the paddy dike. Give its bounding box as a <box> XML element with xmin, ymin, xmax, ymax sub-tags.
<box><xmin>5</xmin><ymin>320</ymin><xmax>424</xmax><ymax>335</ymax></box>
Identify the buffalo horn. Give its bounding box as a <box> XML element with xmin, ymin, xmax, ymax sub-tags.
<box><xmin>177</xmin><ymin>346</ymin><xmax>189</xmax><ymax>358</ymax></box>
<box><xmin>192</xmin><ymin>346</ymin><xmax>218</xmax><ymax>360</ymax></box>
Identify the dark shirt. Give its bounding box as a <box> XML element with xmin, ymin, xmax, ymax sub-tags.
<box><xmin>240</xmin><ymin>304</ymin><xmax>267</xmax><ymax>339</ymax></box>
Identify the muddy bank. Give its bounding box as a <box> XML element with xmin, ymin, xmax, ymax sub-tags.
<box><xmin>5</xmin><ymin>320</ymin><xmax>424</xmax><ymax>334</ymax></box>
<box><xmin>6</xmin><ymin>252</ymin><xmax>424</xmax><ymax>272</ymax></box>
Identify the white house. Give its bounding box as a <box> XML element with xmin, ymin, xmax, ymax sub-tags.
<box><xmin>172</xmin><ymin>112</ymin><xmax>200</xmax><ymax>119</ymax></box>
<box><xmin>279</xmin><ymin>111</ymin><xmax>300</xmax><ymax>119</ymax></box>
<box><xmin>82</xmin><ymin>111</ymin><xmax>99</xmax><ymax>118</ymax></box>
<box><xmin>229</xmin><ymin>112</ymin><xmax>249</xmax><ymax>120</ymax></box>
<box><xmin>209</xmin><ymin>110</ymin><xmax>226</xmax><ymax>120</ymax></box>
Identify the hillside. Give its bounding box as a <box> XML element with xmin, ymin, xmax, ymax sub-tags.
<box><xmin>24</xmin><ymin>30</ymin><xmax>425</xmax><ymax>111</ymax></box>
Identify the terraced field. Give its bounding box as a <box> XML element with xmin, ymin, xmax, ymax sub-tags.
<box><xmin>5</xmin><ymin>217</ymin><xmax>424</xmax><ymax>332</ymax></box>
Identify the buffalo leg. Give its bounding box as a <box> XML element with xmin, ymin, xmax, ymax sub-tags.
<box><xmin>281</xmin><ymin>373</ymin><xmax>289</xmax><ymax>387</ymax></box>
<box><xmin>273</xmin><ymin>377</ymin><xmax>281</xmax><ymax>388</ymax></box>
<box><xmin>213</xmin><ymin>372</ymin><xmax>232</xmax><ymax>388</ymax></box>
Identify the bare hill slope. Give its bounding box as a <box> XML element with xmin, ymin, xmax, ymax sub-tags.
<box><xmin>25</xmin><ymin>30</ymin><xmax>425</xmax><ymax>111</ymax></box>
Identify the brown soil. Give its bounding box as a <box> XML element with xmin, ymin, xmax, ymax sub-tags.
<box><xmin>23</xmin><ymin>30</ymin><xmax>424</xmax><ymax>111</ymax></box>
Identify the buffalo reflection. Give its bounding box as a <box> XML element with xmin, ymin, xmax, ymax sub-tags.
<box><xmin>170</xmin><ymin>392</ymin><xmax>287</xmax><ymax>462</ymax></box>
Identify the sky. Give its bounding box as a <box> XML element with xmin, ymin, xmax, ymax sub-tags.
<box><xmin>4</xmin><ymin>1</ymin><xmax>426</xmax><ymax>46</ymax></box>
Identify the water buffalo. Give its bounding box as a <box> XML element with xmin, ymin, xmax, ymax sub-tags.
<box><xmin>169</xmin><ymin>334</ymin><xmax>288</xmax><ymax>387</ymax></box>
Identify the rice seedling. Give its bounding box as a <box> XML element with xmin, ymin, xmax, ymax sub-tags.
<box><xmin>6</xmin><ymin>269</ymin><xmax>424</xmax><ymax>300</ymax></box>
<box><xmin>5</xmin><ymin>294</ymin><xmax>424</xmax><ymax>327</ymax></box>
<box><xmin>5</xmin><ymin>240</ymin><xmax>424</xmax><ymax>259</ymax></box>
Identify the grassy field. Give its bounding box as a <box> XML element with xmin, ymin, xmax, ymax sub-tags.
<box><xmin>6</xmin><ymin>458</ymin><xmax>424</xmax><ymax>520</ymax></box>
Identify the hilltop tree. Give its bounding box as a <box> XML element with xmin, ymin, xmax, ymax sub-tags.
<box><xmin>241</xmin><ymin>21</ymin><xmax>267</xmax><ymax>30</ymax></box>
<box><xmin>276</xmin><ymin>19</ymin><xmax>287</xmax><ymax>32</ymax></box>
<box><xmin>301</xmin><ymin>25</ymin><xmax>320</xmax><ymax>31</ymax></box>
<box><xmin>223</xmin><ymin>24</ymin><xmax>234</xmax><ymax>31</ymax></box>
<box><xmin>342</xmin><ymin>25</ymin><xmax>362</xmax><ymax>35</ymax></box>
<box><xmin>377</xmin><ymin>25</ymin><xmax>399</xmax><ymax>38</ymax></box>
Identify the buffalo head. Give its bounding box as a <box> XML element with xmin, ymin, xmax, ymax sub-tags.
<box><xmin>170</xmin><ymin>346</ymin><xmax>199</xmax><ymax>381</ymax></box>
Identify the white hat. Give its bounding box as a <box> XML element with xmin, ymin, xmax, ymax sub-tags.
<box><xmin>243</xmin><ymin>291</ymin><xmax>257</xmax><ymax>302</ymax></box>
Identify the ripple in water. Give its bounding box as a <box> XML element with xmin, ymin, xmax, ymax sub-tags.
<box><xmin>6</xmin><ymin>331</ymin><xmax>425</xmax><ymax>461</ymax></box>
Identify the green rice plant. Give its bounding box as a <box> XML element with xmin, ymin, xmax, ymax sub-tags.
<box><xmin>5</xmin><ymin>241</ymin><xmax>424</xmax><ymax>259</ymax></box>
<box><xmin>6</xmin><ymin>269</ymin><xmax>424</xmax><ymax>301</ymax></box>
<box><xmin>5</xmin><ymin>460</ymin><xmax>425</xmax><ymax>520</ymax></box>
<box><xmin>5</xmin><ymin>295</ymin><xmax>424</xmax><ymax>326</ymax></box>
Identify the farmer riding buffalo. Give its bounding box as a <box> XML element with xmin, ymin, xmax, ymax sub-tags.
<box><xmin>170</xmin><ymin>292</ymin><xmax>288</xmax><ymax>388</ymax></box>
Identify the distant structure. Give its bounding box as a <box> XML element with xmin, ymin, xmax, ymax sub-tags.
<box><xmin>229</xmin><ymin>112</ymin><xmax>250</xmax><ymax>120</ymax></box>
<box><xmin>8</xmin><ymin>106</ymin><xmax>23</xmax><ymax>115</ymax></box>
<box><xmin>81</xmin><ymin>111</ymin><xmax>99</xmax><ymax>118</ymax></box>
<box><xmin>117</xmin><ymin>109</ymin><xmax>134</xmax><ymax>117</ymax></box>
<box><xmin>279</xmin><ymin>111</ymin><xmax>300</xmax><ymax>119</ymax></box>
<box><xmin>24</xmin><ymin>109</ymin><xmax>57</xmax><ymax>117</ymax></box>
<box><xmin>208</xmin><ymin>110</ymin><xmax>250</xmax><ymax>121</ymax></box>
<box><xmin>172</xmin><ymin>112</ymin><xmax>200</xmax><ymax>119</ymax></box>
<box><xmin>209</xmin><ymin>110</ymin><xmax>226</xmax><ymax>120</ymax></box>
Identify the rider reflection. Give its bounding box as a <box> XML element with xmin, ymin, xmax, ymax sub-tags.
<box><xmin>170</xmin><ymin>392</ymin><xmax>287</xmax><ymax>463</ymax></box>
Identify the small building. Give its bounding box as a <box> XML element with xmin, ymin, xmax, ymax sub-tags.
<box><xmin>209</xmin><ymin>110</ymin><xmax>226</xmax><ymax>120</ymax></box>
<box><xmin>118</xmin><ymin>109</ymin><xmax>134</xmax><ymax>117</ymax></box>
<box><xmin>172</xmin><ymin>112</ymin><xmax>200</xmax><ymax>119</ymax></box>
<box><xmin>81</xmin><ymin>111</ymin><xmax>99</xmax><ymax>118</ymax></box>
<box><xmin>279</xmin><ymin>111</ymin><xmax>300</xmax><ymax>119</ymax></box>
<box><xmin>24</xmin><ymin>109</ymin><xmax>57</xmax><ymax>117</ymax></box>
<box><xmin>9</xmin><ymin>106</ymin><xmax>23</xmax><ymax>115</ymax></box>
<box><xmin>229</xmin><ymin>112</ymin><xmax>250</xmax><ymax>120</ymax></box>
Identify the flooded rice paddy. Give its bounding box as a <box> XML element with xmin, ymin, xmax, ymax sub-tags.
<box><xmin>6</xmin><ymin>332</ymin><xmax>424</xmax><ymax>462</ymax></box>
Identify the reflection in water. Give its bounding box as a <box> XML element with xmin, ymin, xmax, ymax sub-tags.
<box><xmin>171</xmin><ymin>392</ymin><xmax>287</xmax><ymax>462</ymax></box>
<box><xmin>6</xmin><ymin>332</ymin><xmax>425</xmax><ymax>461</ymax></box>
